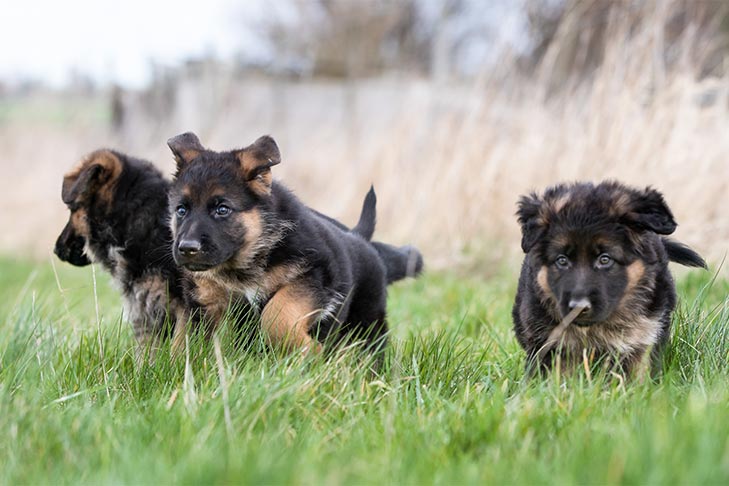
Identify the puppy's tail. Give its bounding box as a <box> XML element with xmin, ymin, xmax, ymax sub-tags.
<box><xmin>662</xmin><ymin>238</ymin><xmax>707</xmax><ymax>269</ymax></box>
<box><xmin>372</xmin><ymin>242</ymin><xmax>424</xmax><ymax>283</ymax></box>
<box><xmin>352</xmin><ymin>185</ymin><xmax>376</xmax><ymax>241</ymax></box>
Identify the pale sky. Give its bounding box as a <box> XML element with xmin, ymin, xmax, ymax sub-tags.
<box><xmin>0</xmin><ymin>0</ymin><xmax>524</xmax><ymax>88</ymax></box>
<box><xmin>0</xmin><ymin>0</ymin><xmax>264</xmax><ymax>88</ymax></box>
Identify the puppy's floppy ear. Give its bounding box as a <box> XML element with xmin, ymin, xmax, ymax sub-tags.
<box><xmin>167</xmin><ymin>132</ymin><xmax>205</xmax><ymax>170</ymax></box>
<box><xmin>235</xmin><ymin>135</ymin><xmax>281</xmax><ymax>196</ymax></box>
<box><xmin>516</xmin><ymin>193</ymin><xmax>546</xmax><ymax>253</ymax></box>
<box><xmin>623</xmin><ymin>187</ymin><xmax>677</xmax><ymax>235</ymax></box>
<box><xmin>61</xmin><ymin>150</ymin><xmax>122</xmax><ymax>205</ymax></box>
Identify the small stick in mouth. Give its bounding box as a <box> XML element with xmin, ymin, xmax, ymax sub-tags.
<box><xmin>546</xmin><ymin>304</ymin><xmax>588</xmax><ymax>346</ymax></box>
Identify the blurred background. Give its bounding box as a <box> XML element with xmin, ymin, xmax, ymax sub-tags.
<box><xmin>2</xmin><ymin>0</ymin><xmax>727</xmax><ymax>272</ymax></box>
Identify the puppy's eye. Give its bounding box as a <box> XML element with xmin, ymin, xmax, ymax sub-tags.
<box><xmin>555</xmin><ymin>255</ymin><xmax>570</xmax><ymax>268</ymax></box>
<box><xmin>176</xmin><ymin>205</ymin><xmax>187</xmax><ymax>218</ymax></box>
<box><xmin>215</xmin><ymin>205</ymin><xmax>232</xmax><ymax>217</ymax></box>
<box><xmin>596</xmin><ymin>253</ymin><xmax>613</xmax><ymax>268</ymax></box>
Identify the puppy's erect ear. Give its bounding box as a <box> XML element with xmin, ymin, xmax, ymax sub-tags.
<box><xmin>516</xmin><ymin>193</ymin><xmax>546</xmax><ymax>253</ymax></box>
<box><xmin>623</xmin><ymin>187</ymin><xmax>677</xmax><ymax>235</ymax></box>
<box><xmin>62</xmin><ymin>150</ymin><xmax>122</xmax><ymax>205</ymax></box>
<box><xmin>235</xmin><ymin>135</ymin><xmax>281</xmax><ymax>196</ymax></box>
<box><xmin>167</xmin><ymin>132</ymin><xmax>205</xmax><ymax>170</ymax></box>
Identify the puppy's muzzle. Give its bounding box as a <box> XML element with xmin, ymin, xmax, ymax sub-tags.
<box><xmin>174</xmin><ymin>238</ymin><xmax>216</xmax><ymax>271</ymax></box>
<box><xmin>54</xmin><ymin>224</ymin><xmax>91</xmax><ymax>266</ymax></box>
<box><xmin>564</xmin><ymin>296</ymin><xmax>594</xmax><ymax>326</ymax></box>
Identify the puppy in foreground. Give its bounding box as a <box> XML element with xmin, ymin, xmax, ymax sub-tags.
<box><xmin>55</xmin><ymin>150</ymin><xmax>186</xmax><ymax>352</ymax></box>
<box><xmin>167</xmin><ymin>132</ymin><xmax>422</xmax><ymax>355</ymax></box>
<box><xmin>512</xmin><ymin>181</ymin><xmax>706</xmax><ymax>377</ymax></box>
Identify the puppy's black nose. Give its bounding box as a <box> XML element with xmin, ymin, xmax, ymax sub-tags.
<box><xmin>178</xmin><ymin>239</ymin><xmax>202</xmax><ymax>256</ymax></box>
<box><xmin>568</xmin><ymin>297</ymin><xmax>592</xmax><ymax>312</ymax></box>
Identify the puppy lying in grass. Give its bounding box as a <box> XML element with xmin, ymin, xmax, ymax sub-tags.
<box><xmin>167</xmin><ymin>132</ymin><xmax>423</xmax><ymax>355</ymax></box>
<box><xmin>54</xmin><ymin>150</ymin><xmax>186</xmax><ymax>354</ymax></box>
<box><xmin>512</xmin><ymin>181</ymin><xmax>706</xmax><ymax>377</ymax></box>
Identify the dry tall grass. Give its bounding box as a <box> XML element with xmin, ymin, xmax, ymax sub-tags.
<box><xmin>2</xmin><ymin>3</ymin><xmax>728</xmax><ymax>272</ymax></box>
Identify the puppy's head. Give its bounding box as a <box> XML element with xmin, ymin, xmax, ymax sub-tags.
<box><xmin>54</xmin><ymin>150</ymin><xmax>123</xmax><ymax>266</ymax></box>
<box><xmin>167</xmin><ymin>132</ymin><xmax>281</xmax><ymax>272</ymax></box>
<box><xmin>516</xmin><ymin>181</ymin><xmax>676</xmax><ymax>325</ymax></box>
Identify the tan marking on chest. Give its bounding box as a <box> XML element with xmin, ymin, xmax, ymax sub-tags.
<box><xmin>561</xmin><ymin>313</ymin><xmax>660</xmax><ymax>354</ymax></box>
<box><xmin>193</xmin><ymin>275</ymin><xmax>233</xmax><ymax>322</ymax></box>
<box><xmin>195</xmin><ymin>262</ymin><xmax>305</xmax><ymax>307</ymax></box>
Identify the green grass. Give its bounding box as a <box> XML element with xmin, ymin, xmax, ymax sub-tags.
<box><xmin>0</xmin><ymin>255</ymin><xmax>728</xmax><ymax>484</ymax></box>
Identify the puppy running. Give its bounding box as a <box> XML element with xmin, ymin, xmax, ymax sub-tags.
<box><xmin>512</xmin><ymin>181</ymin><xmax>706</xmax><ymax>376</ymax></box>
<box><xmin>167</xmin><ymin>132</ymin><xmax>422</xmax><ymax>355</ymax></box>
<box><xmin>55</xmin><ymin>150</ymin><xmax>186</xmax><ymax>352</ymax></box>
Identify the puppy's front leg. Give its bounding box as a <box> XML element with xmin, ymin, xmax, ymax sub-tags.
<box><xmin>171</xmin><ymin>278</ymin><xmax>232</xmax><ymax>355</ymax></box>
<box><xmin>171</xmin><ymin>308</ymin><xmax>191</xmax><ymax>356</ymax></box>
<box><xmin>261</xmin><ymin>283</ymin><xmax>323</xmax><ymax>355</ymax></box>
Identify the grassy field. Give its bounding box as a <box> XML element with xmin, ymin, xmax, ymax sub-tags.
<box><xmin>0</xmin><ymin>255</ymin><xmax>728</xmax><ymax>484</ymax></box>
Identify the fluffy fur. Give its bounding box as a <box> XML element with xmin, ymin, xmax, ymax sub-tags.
<box><xmin>512</xmin><ymin>181</ymin><xmax>706</xmax><ymax>377</ymax></box>
<box><xmin>167</xmin><ymin>132</ymin><xmax>422</xmax><ymax>355</ymax></box>
<box><xmin>54</xmin><ymin>150</ymin><xmax>186</xmax><ymax>352</ymax></box>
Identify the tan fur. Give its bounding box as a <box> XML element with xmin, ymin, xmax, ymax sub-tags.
<box><xmin>611</xmin><ymin>192</ymin><xmax>632</xmax><ymax>216</ymax></box>
<box><xmin>62</xmin><ymin>150</ymin><xmax>122</xmax><ymax>204</ymax></box>
<box><xmin>232</xmin><ymin>209</ymin><xmax>264</xmax><ymax>266</ymax></box>
<box><xmin>260</xmin><ymin>282</ymin><xmax>323</xmax><ymax>355</ymax></box>
<box><xmin>172</xmin><ymin>261</ymin><xmax>308</xmax><ymax>353</ymax></box>
<box><xmin>171</xmin><ymin>275</ymin><xmax>229</xmax><ymax>354</ymax></box>
<box><xmin>536</xmin><ymin>266</ymin><xmax>555</xmax><ymax>301</ymax></box>
<box><xmin>624</xmin><ymin>260</ymin><xmax>645</xmax><ymax>294</ymax></box>
<box><xmin>536</xmin><ymin>194</ymin><xmax>571</xmax><ymax>226</ymax></box>
<box><xmin>175</xmin><ymin>147</ymin><xmax>202</xmax><ymax>166</ymax></box>
<box><xmin>560</xmin><ymin>313</ymin><xmax>660</xmax><ymax>355</ymax></box>
<box><xmin>226</xmin><ymin>210</ymin><xmax>294</xmax><ymax>275</ymax></box>
<box><xmin>69</xmin><ymin>208</ymin><xmax>90</xmax><ymax>239</ymax></box>
<box><xmin>191</xmin><ymin>275</ymin><xmax>233</xmax><ymax>330</ymax></box>
<box><xmin>550</xmin><ymin>234</ymin><xmax>570</xmax><ymax>249</ymax></box>
<box><xmin>237</xmin><ymin>152</ymin><xmax>274</xmax><ymax>196</ymax></box>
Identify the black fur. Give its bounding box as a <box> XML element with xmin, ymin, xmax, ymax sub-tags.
<box><xmin>662</xmin><ymin>238</ymin><xmax>707</xmax><ymax>269</ymax></box>
<box><xmin>512</xmin><ymin>181</ymin><xmax>706</xmax><ymax>377</ymax></box>
<box><xmin>167</xmin><ymin>133</ymin><xmax>422</xmax><ymax>354</ymax></box>
<box><xmin>352</xmin><ymin>186</ymin><xmax>377</xmax><ymax>240</ymax></box>
<box><xmin>54</xmin><ymin>150</ymin><xmax>185</xmax><ymax>348</ymax></box>
<box><xmin>315</xmin><ymin>185</ymin><xmax>424</xmax><ymax>283</ymax></box>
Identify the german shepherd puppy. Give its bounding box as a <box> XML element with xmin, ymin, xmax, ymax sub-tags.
<box><xmin>512</xmin><ymin>181</ymin><xmax>706</xmax><ymax>376</ymax></box>
<box><xmin>54</xmin><ymin>150</ymin><xmax>186</xmax><ymax>351</ymax></box>
<box><xmin>167</xmin><ymin>132</ymin><xmax>422</xmax><ymax>355</ymax></box>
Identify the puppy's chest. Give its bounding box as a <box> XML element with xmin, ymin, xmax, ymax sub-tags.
<box><xmin>560</xmin><ymin>313</ymin><xmax>662</xmax><ymax>353</ymax></box>
<box><xmin>121</xmin><ymin>273</ymin><xmax>175</xmax><ymax>326</ymax></box>
<box><xmin>193</xmin><ymin>263</ymin><xmax>307</xmax><ymax>310</ymax></box>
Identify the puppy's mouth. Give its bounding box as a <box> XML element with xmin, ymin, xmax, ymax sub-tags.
<box><xmin>558</xmin><ymin>305</ymin><xmax>599</xmax><ymax>327</ymax></box>
<box><xmin>571</xmin><ymin>317</ymin><xmax>596</xmax><ymax>327</ymax></box>
<box><xmin>173</xmin><ymin>243</ymin><xmax>236</xmax><ymax>273</ymax></box>
<box><xmin>182</xmin><ymin>262</ymin><xmax>217</xmax><ymax>272</ymax></box>
<box><xmin>563</xmin><ymin>312</ymin><xmax>608</xmax><ymax>328</ymax></box>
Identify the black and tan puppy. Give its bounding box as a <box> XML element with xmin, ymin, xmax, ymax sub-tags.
<box><xmin>167</xmin><ymin>132</ymin><xmax>421</xmax><ymax>355</ymax></box>
<box><xmin>55</xmin><ymin>150</ymin><xmax>186</xmax><ymax>351</ymax></box>
<box><xmin>512</xmin><ymin>181</ymin><xmax>706</xmax><ymax>376</ymax></box>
